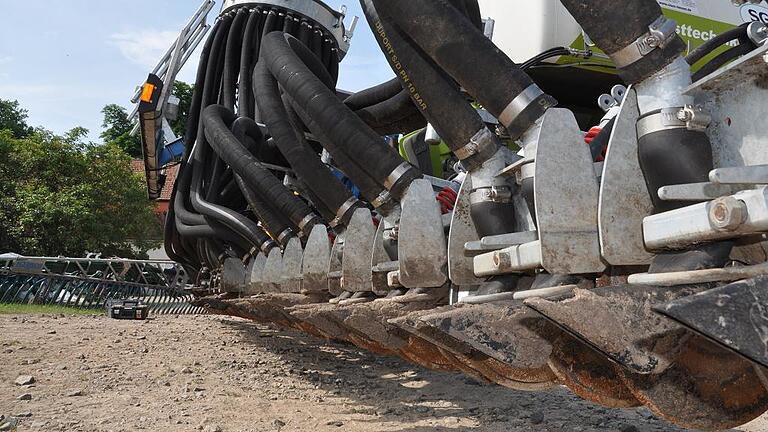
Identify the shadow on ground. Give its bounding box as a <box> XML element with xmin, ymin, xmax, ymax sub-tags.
<box><xmin>221</xmin><ymin>318</ymin><xmax>690</xmax><ymax>432</ymax></box>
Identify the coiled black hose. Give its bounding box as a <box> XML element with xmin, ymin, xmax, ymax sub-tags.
<box><xmin>189</xmin><ymin>139</ymin><xmax>272</xmax><ymax>249</ymax></box>
<box><xmin>230</xmin><ymin>116</ymin><xmax>297</xmax><ymax>243</ymax></box>
<box><xmin>259</xmin><ymin>31</ymin><xmax>421</xmax><ymax>199</ymax></box>
<box><xmin>202</xmin><ymin>104</ymin><xmax>320</xmax><ymax>230</ymax></box>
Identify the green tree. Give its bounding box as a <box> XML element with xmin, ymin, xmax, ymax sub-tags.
<box><xmin>0</xmin><ymin>98</ymin><xmax>33</xmax><ymax>138</ymax></box>
<box><xmin>101</xmin><ymin>104</ymin><xmax>142</xmax><ymax>157</ymax></box>
<box><xmin>0</xmin><ymin>127</ymin><xmax>161</xmax><ymax>259</ymax></box>
<box><xmin>171</xmin><ymin>81</ymin><xmax>194</xmax><ymax>138</ymax></box>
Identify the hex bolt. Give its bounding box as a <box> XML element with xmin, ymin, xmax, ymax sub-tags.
<box><xmin>708</xmin><ymin>197</ymin><xmax>748</xmax><ymax>231</ymax></box>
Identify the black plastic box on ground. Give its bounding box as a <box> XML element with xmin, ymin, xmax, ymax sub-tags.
<box><xmin>105</xmin><ymin>299</ymin><xmax>149</xmax><ymax>320</ymax></box>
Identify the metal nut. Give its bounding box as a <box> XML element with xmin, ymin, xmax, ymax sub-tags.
<box><xmin>708</xmin><ymin>197</ymin><xmax>747</xmax><ymax>231</ymax></box>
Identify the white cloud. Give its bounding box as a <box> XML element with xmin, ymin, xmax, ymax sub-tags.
<box><xmin>0</xmin><ymin>56</ymin><xmax>12</xmax><ymax>65</ymax></box>
<box><xmin>109</xmin><ymin>29</ymin><xmax>179</xmax><ymax>69</ymax></box>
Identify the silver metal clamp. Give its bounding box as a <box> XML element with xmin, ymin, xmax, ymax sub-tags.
<box><xmin>383</xmin><ymin>162</ymin><xmax>415</xmax><ymax>191</ymax></box>
<box><xmin>611</xmin><ymin>15</ymin><xmax>678</xmax><ymax>69</ymax></box>
<box><xmin>636</xmin><ymin>106</ymin><xmax>711</xmax><ymax>139</ymax></box>
<box><xmin>498</xmin><ymin>84</ymin><xmax>545</xmax><ymax>128</ymax></box>
<box><xmin>454</xmin><ymin>127</ymin><xmax>499</xmax><ymax>162</ymax></box>
<box><xmin>330</xmin><ymin>197</ymin><xmax>360</xmax><ymax>228</ymax></box>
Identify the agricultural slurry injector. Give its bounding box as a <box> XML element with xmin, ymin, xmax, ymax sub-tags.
<box><xmin>140</xmin><ymin>0</ymin><xmax>768</xmax><ymax>428</ymax></box>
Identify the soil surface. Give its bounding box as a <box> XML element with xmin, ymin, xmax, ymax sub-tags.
<box><xmin>1</xmin><ymin>314</ymin><xmax>766</xmax><ymax>432</ymax></box>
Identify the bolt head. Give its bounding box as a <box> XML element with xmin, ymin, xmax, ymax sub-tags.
<box><xmin>709</xmin><ymin>197</ymin><xmax>747</xmax><ymax>231</ymax></box>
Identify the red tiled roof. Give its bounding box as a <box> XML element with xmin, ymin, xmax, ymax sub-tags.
<box><xmin>159</xmin><ymin>164</ymin><xmax>179</xmax><ymax>201</ymax></box>
<box><xmin>131</xmin><ymin>159</ymin><xmax>179</xmax><ymax>202</ymax></box>
<box><xmin>130</xmin><ymin>159</ymin><xmax>145</xmax><ymax>175</ymax></box>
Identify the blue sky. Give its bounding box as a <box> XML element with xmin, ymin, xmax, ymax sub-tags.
<box><xmin>0</xmin><ymin>0</ymin><xmax>393</xmax><ymax>141</ymax></box>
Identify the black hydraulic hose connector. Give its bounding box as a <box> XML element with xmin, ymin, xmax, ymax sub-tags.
<box><xmin>558</xmin><ymin>0</ymin><xmax>686</xmax><ymax>84</ymax></box>
<box><xmin>259</xmin><ymin>31</ymin><xmax>421</xmax><ymax>200</ymax></box>
<box><xmin>372</xmin><ymin>0</ymin><xmax>556</xmax><ymax>140</ymax></box>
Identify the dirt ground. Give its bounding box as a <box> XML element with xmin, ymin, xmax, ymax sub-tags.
<box><xmin>1</xmin><ymin>314</ymin><xmax>767</xmax><ymax>432</ymax></box>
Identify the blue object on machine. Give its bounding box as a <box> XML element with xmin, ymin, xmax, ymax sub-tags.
<box><xmin>159</xmin><ymin>138</ymin><xmax>186</xmax><ymax>166</ymax></box>
<box><xmin>331</xmin><ymin>167</ymin><xmax>361</xmax><ymax>198</ymax></box>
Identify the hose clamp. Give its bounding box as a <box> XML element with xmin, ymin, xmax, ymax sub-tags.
<box><xmin>454</xmin><ymin>127</ymin><xmax>498</xmax><ymax>162</ymax></box>
<box><xmin>469</xmin><ymin>186</ymin><xmax>513</xmax><ymax>205</ymax></box>
<box><xmin>260</xmin><ymin>240</ymin><xmax>277</xmax><ymax>254</ymax></box>
<box><xmin>637</xmin><ymin>106</ymin><xmax>711</xmax><ymax>139</ymax></box>
<box><xmin>245</xmin><ymin>247</ymin><xmax>260</xmax><ymax>264</ymax></box>
<box><xmin>498</xmin><ymin>84</ymin><xmax>545</xmax><ymax>128</ymax></box>
<box><xmin>677</xmin><ymin>105</ymin><xmax>712</xmax><ymax>132</ymax></box>
<box><xmin>276</xmin><ymin>229</ymin><xmax>295</xmax><ymax>245</ymax></box>
<box><xmin>611</xmin><ymin>15</ymin><xmax>678</xmax><ymax>69</ymax></box>
<box><xmin>383</xmin><ymin>162</ymin><xmax>414</xmax><ymax>191</ymax></box>
<box><xmin>330</xmin><ymin>197</ymin><xmax>360</xmax><ymax>228</ymax></box>
<box><xmin>371</xmin><ymin>190</ymin><xmax>393</xmax><ymax>209</ymax></box>
<box><xmin>297</xmin><ymin>213</ymin><xmax>317</xmax><ymax>232</ymax></box>
<box><xmin>636</xmin><ymin>107</ymin><xmax>687</xmax><ymax>139</ymax></box>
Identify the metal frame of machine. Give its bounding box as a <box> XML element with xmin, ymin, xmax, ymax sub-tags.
<box><xmin>138</xmin><ymin>0</ymin><xmax>768</xmax><ymax>429</ymax></box>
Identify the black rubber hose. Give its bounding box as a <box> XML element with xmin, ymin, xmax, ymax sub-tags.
<box><xmin>254</xmin><ymin>63</ymin><xmax>354</xmax><ymax>223</ymax></box>
<box><xmin>259</xmin><ymin>31</ymin><xmax>420</xmax><ymax>199</ymax></box>
<box><xmin>175</xmin><ymin>217</ymin><xmax>252</xmax><ymax>252</ymax></box>
<box><xmin>691</xmin><ymin>40</ymin><xmax>756</xmax><ymax>83</ymax></box>
<box><xmin>299</xmin><ymin>20</ymin><xmax>312</xmax><ymax>46</ymax></box>
<box><xmin>222</xmin><ymin>8</ymin><xmax>249</xmax><ymax>110</ymax></box>
<box><xmin>557</xmin><ymin>0</ymin><xmax>685</xmax><ymax>84</ymax></box>
<box><xmin>283</xmin><ymin>93</ymin><xmax>385</xmax><ymax>205</ymax></box>
<box><xmin>311</xmin><ymin>28</ymin><xmax>323</xmax><ymax>59</ymax></box>
<box><xmin>343</xmin><ymin>78</ymin><xmax>404</xmax><ymax>111</ymax></box>
<box><xmin>638</xmin><ymin>126</ymin><xmax>714</xmax><ymax>214</ymax></box>
<box><xmin>372</xmin><ymin>0</ymin><xmax>556</xmax><ymax>139</ymax></box>
<box><xmin>686</xmin><ymin>23</ymin><xmax>751</xmax><ymax>66</ymax></box>
<box><xmin>361</xmin><ymin>0</ymin><xmax>497</xmax><ymax>168</ymax></box>
<box><xmin>182</xmin><ymin>16</ymin><xmax>227</xmax><ymax>159</ymax></box>
<box><xmin>174</xmin><ymin>159</ymin><xmax>207</xmax><ymax>226</ymax></box>
<box><xmin>238</xmin><ymin>8</ymin><xmax>263</xmax><ymax>118</ymax></box>
<box><xmin>189</xmin><ymin>140</ymin><xmax>272</xmax><ymax>249</ymax></box>
<box><xmin>231</xmin><ymin>116</ymin><xmax>298</xmax><ymax>240</ymax></box>
<box><xmin>203</xmin><ymin>104</ymin><xmax>320</xmax><ymax>230</ymax></box>
<box><xmin>462</xmin><ymin>0</ymin><xmax>483</xmax><ymax>31</ymax></box>
<box><xmin>354</xmin><ymin>89</ymin><xmax>427</xmax><ymax>135</ymax></box>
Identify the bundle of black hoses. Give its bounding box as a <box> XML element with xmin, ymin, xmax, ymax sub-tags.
<box><xmin>167</xmin><ymin>6</ymin><xmax>350</xmax><ymax>276</ymax></box>
<box><xmin>165</xmin><ymin>5</ymin><xmax>431</xmax><ymax>277</ymax></box>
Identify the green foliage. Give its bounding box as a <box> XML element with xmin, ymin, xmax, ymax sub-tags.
<box><xmin>0</xmin><ymin>127</ymin><xmax>161</xmax><ymax>259</ymax></box>
<box><xmin>100</xmin><ymin>104</ymin><xmax>142</xmax><ymax>157</ymax></box>
<box><xmin>171</xmin><ymin>81</ymin><xmax>194</xmax><ymax>139</ymax></box>
<box><xmin>0</xmin><ymin>303</ymin><xmax>102</xmax><ymax>315</ymax></box>
<box><xmin>0</xmin><ymin>99</ymin><xmax>33</xmax><ymax>138</ymax></box>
